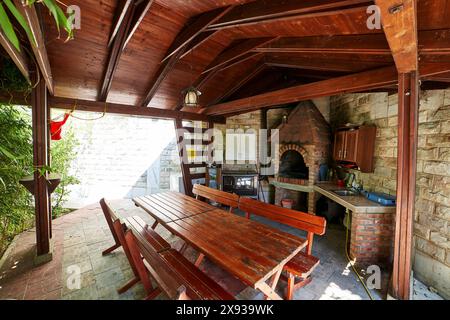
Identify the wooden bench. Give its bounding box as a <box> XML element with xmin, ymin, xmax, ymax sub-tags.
<box><xmin>120</xmin><ymin>217</ymin><xmax>235</xmax><ymax>300</ymax></box>
<box><xmin>238</xmin><ymin>197</ymin><xmax>326</xmax><ymax>300</ymax></box>
<box><xmin>192</xmin><ymin>184</ymin><xmax>239</xmax><ymax>213</ymax></box>
<box><xmin>99</xmin><ymin>198</ymin><xmax>122</xmax><ymax>255</ymax></box>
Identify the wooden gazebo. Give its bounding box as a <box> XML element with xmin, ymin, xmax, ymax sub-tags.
<box><xmin>1</xmin><ymin>0</ymin><xmax>450</xmax><ymax>300</ymax></box>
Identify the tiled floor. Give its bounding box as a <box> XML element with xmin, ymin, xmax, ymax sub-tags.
<box><xmin>0</xmin><ymin>199</ymin><xmax>443</xmax><ymax>300</ymax></box>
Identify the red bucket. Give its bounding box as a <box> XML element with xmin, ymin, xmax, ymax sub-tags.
<box><xmin>281</xmin><ymin>199</ymin><xmax>294</xmax><ymax>209</ymax></box>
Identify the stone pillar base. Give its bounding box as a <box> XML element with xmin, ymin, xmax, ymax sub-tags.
<box><xmin>34</xmin><ymin>239</ymin><xmax>54</xmax><ymax>266</ymax></box>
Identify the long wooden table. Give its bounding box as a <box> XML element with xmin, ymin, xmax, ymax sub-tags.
<box><xmin>133</xmin><ymin>192</ymin><xmax>307</xmax><ymax>300</ymax></box>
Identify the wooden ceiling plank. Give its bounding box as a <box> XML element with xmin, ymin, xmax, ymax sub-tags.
<box><xmin>13</xmin><ymin>0</ymin><xmax>53</xmax><ymax>94</ymax></box>
<box><xmin>201</xmin><ymin>37</ymin><xmax>276</xmax><ymax>74</ymax></box>
<box><xmin>204</xmin><ymin>62</ymin><xmax>450</xmax><ymax>116</ymax></box>
<box><xmin>375</xmin><ymin>0</ymin><xmax>418</xmax><ymax>72</ymax></box>
<box><xmin>207</xmin><ymin>0</ymin><xmax>371</xmax><ymax>30</ymax></box>
<box><xmin>0</xmin><ymin>28</ymin><xmax>30</xmax><ymax>82</ymax></box>
<box><xmin>142</xmin><ymin>7</ymin><xmax>232</xmax><ymax>107</ymax></box>
<box><xmin>161</xmin><ymin>6</ymin><xmax>234</xmax><ymax>63</ymax></box>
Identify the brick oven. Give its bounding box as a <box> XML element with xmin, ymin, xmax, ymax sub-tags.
<box><xmin>273</xmin><ymin>101</ymin><xmax>331</xmax><ymax>213</ymax></box>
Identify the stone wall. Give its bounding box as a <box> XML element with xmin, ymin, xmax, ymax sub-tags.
<box><xmin>330</xmin><ymin>90</ymin><xmax>450</xmax><ymax>299</ymax></box>
<box><xmin>53</xmin><ymin>111</ymin><xmax>182</xmax><ymax>207</ymax></box>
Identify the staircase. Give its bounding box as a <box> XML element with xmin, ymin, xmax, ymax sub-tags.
<box><xmin>175</xmin><ymin>119</ymin><xmax>214</xmax><ymax>197</ymax></box>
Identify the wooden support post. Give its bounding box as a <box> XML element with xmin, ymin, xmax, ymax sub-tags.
<box><xmin>392</xmin><ymin>71</ymin><xmax>419</xmax><ymax>300</ymax></box>
<box><xmin>31</xmin><ymin>71</ymin><xmax>52</xmax><ymax>261</ymax></box>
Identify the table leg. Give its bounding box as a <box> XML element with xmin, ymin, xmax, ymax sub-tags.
<box><xmin>256</xmin><ymin>268</ymin><xmax>283</xmax><ymax>300</ymax></box>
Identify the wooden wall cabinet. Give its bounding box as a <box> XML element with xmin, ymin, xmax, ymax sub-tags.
<box><xmin>333</xmin><ymin>126</ymin><xmax>377</xmax><ymax>173</ymax></box>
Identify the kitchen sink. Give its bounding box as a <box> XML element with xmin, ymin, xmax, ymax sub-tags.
<box><xmin>333</xmin><ymin>189</ymin><xmax>359</xmax><ymax>197</ymax></box>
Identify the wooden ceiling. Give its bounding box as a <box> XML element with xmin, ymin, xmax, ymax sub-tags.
<box><xmin>28</xmin><ymin>0</ymin><xmax>450</xmax><ymax>117</ymax></box>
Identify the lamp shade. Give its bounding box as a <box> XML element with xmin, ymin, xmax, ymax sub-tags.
<box><xmin>184</xmin><ymin>87</ymin><xmax>201</xmax><ymax>107</ymax></box>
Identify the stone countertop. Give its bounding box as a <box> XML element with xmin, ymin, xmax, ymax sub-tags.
<box><xmin>314</xmin><ymin>182</ymin><xmax>397</xmax><ymax>214</ymax></box>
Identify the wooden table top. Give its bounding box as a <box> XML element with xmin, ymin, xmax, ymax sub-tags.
<box><xmin>167</xmin><ymin>209</ymin><xmax>307</xmax><ymax>288</ymax></box>
<box><xmin>133</xmin><ymin>191</ymin><xmax>216</xmax><ymax>224</ymax></box>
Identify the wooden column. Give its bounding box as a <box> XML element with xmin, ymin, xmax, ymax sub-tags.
<box><xmin>392</xmin><ymin>71</ymin><xmax>419</xmax><ymax>300</ymax></box>
<box><xmin>31</xmin><ymin>72</ymin><xmax>51</xmax><ymax>257</ymax></box>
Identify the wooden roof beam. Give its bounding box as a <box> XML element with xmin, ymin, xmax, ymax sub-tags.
<box><xmin>179</xmin><ymin>30</ymin><xmax>217</xmax><ymax>60</ymax></box>
<box><xmin>207</xmin><ymin>0</ymin><xmax>372</xmax><ymax>30</ymax></box>
<box><xmin>100</xmin><ymin>0</ymin><xmax>155</xmax><ymax>101</ymax></box>
<box><xmin>161</xmin><ymin>7</ymin><xmax>233</xmax><ymax>63</ymax></box>
<box><xmin>0</xmin><ymin>28</ymin><xmax>30</xmax><ymax>82</ymax></box>
<box><xmin>201</xmin><ymin>37</ymin><xmax>276</xmax><ymax>74</ymax></box>
<box><xmin>49</xmin><ymin>96</ymin><xmax>224</xmax><ymax>123</ymax></box>
<box><xmin>204</xmin><ymin>62</ymin><xmax>450</xmax><ymax>116</ymax></box>
<box><xmin>13</xmin><ymin>0</ymin><xmax>53</xmax><ymax>94</ymax></box>
<box><xmin>210</xmin><ymin>62</ymin><xmax>266</xmax><ymax>105</ymax></box>
<box><xmin>375</xmin><ymin>0</ymin><xmax>418</xmax><ymax>72</ymax></box>
<box><xmin>141</xmin><ymin>7</ymin><xmax>232</xmax><ymax>107</ymax></box>
<box><xmin>255</xmin><ymin>30</ymin><xmax>450</xmax><ymax>56</ymax></box>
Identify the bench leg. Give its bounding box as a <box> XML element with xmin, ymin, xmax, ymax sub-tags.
<box><xmin>151</xmin><ymin>221</ymin><xmax>158</xmax><ymax>229</ymax></box>
<box><xmin>124</xmin><ymin>231</ymin><xmax>155</xmax><ymax>295</ymax></box>
<box><xmin>145</xmin><ymin>288</ymin><xmax>162</xmax><ymax>300</ymax></box>
<box><xmin>286</xmin><ymin>273</ymin><xmax>295</xmax><ymax>300</ymax></box>
<box><xmin>194</xmin><ymin>253</ymin><xmax>205</xmax><ymax>267</ymax></box>
<box><xmin>261</xmin><ymin>268</ymin><xmax>283</xmax><ymax>300</ymax></box>
<box><xmin>117</xmin><ymin>277</ymin><xmax>140</xmax><ymax>294</ymax></box>
<box><xmin>179</xmin><ymin>242</ymin><xmax>189</xmax><ymax>254</ymax></box>
<box><xmin>283</xmin><ymin>273</ymin><xmax>312</xmax><ymax>300</ymax></box>
<box><xmin>102</xmin><ymin>243</ymin><xmax>120</xmax><ymax>256</ymax></box>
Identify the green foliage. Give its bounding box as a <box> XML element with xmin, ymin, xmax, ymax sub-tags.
<box><xmin>0</xmin><ymin>104</ymin><xmax>33</xmax><ymax>255</ymax></box>
<box><xmin>0</xmin><ymin>105</ymin><xmax>79</xmax><ymax>256</ymax></box>
<box><xmin>0</xmin><ymin>0</ymin><xmax>74</xmax><ymax>52</ymax></box>
<box><xmin>50</xmin><ymin>128</ymin><xmax>79</xmax><ymax>218</ymax></box>
<box><xmin>0</xmin><ymin>55</ymin><xmax>31</xmax><ymax>93</ymax></box>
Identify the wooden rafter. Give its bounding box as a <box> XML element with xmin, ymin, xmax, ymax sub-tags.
<box><xmin>49</xmin><ymin>96</ymin><xmax>224</xmax><ymax>123</ymax></box>
<box><xmin>179</xmin><ymin>30</ymin><xmax>217</xmax><ymax>60</ymax></box>
<box><xmin>254</xmin><ymin>35</ymin><xmax>391</xmax><ymax>55</ymax></box>
<box><xmin>375</xmin><ymin>0</ymin><xmax>418</xmax><ymax>72</ymax></box>
<box><xmin>100</xmin><ymin>0</ymin><xmax>155</xmax><ymax>101</ymax></box>
<box><xmin>264</xmin><ymin>55</ymin><xmax>382</xmax><ymax>73</ymax></box>
<box><xmin>210</xmin><ymin>62</ymin><xmax>266</xmax><ymax>105</ymax></box>
<box><xmin>201</xmin><ymin>37</ymin><xmax>276</xmax><ymax>74</ymax></box>
<box><xmin>0</xmin><ymin>28</ymin><xmax>30</xmax><ymax>82</ymax></box>
<box><xmin>14</xmin><ymin>0</ymin><xmax>53</xmax><ymax>94</ymax></box>
<box><xmin>255</xmin><ymin>30</ymin><xmax>450</xmax><ymax>56</ymax></box>
<box><xmin>204</xmin><ymin>62</ymin><xmax>450</xmax><ymax>116</ymax></box>
<box><xmin>207</xmin><ymin>0</ymin><xmax>371</xmax><ymax>30</ymax></box>
<box><xmin>161</xmin><ymin>7</ymin><xmax>233</xmax><ymax>63</ymax></box>
<box><xmin>141</xmin><ymin>7</ymin><xmax>232</xmax><ymax>107</ymax></box>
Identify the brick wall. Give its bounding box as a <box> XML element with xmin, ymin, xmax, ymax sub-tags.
<box><xmin>330</xmin><ymin>90</ymin><xmax>450</xmax><ymax>298</ymax></box>
<box><xmin>350</xmin><ymin>212</ymin><xmax>395</xmax><ymax>264</ymax></box>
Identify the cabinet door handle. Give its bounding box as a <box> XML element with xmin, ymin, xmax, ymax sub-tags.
<box><xmin>344</xmin><ymin>150</ymin><xmax>347</xmax><ymax>158</ymax></box>
<box><xmin>338</xmin><ymin>150</ymin><xmax>342</xmax><ymax>158</ymax></box>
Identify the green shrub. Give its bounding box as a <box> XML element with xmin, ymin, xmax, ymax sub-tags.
<box><xmin>0</xmin><ymin>104</ymin><xmax>79</xmax><ymax>256</ymax></box>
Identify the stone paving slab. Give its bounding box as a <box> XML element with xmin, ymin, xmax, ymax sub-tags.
<box><xmin>0</xmin><ymin>199</ymin><xmax>443</xmax><ymax>300</ymax></box>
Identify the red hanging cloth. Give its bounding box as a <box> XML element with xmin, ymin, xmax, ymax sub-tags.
<box><xmin>50</xmin><ymin>113</ymin><xmax>70</xmax><ymax>140</ymax></box>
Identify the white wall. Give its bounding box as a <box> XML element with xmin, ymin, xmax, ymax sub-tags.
<box><xmin>52</xmin><ymin>110</ymin><xmax>181</xmax><ymax>208</ymax></box>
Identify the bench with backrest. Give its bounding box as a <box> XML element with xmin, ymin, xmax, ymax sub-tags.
<box><xmin>192</xmin><ymin>184</ymin><xmax>239</xmax><ymax>213</ymax></box>
<box><xmin>238</xmin><ymin>197</ymin><xmax>326</xmax><ymax>300</ymax></box>
<box><xmin>100</xmin><ymin>198</ymin><xmax>171</xmax><ymax>294</ymax></box>
<box><xmin>117</xmin><ymin>216</ymin><xmax>234</xmax><ymax>300</ymax></box>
